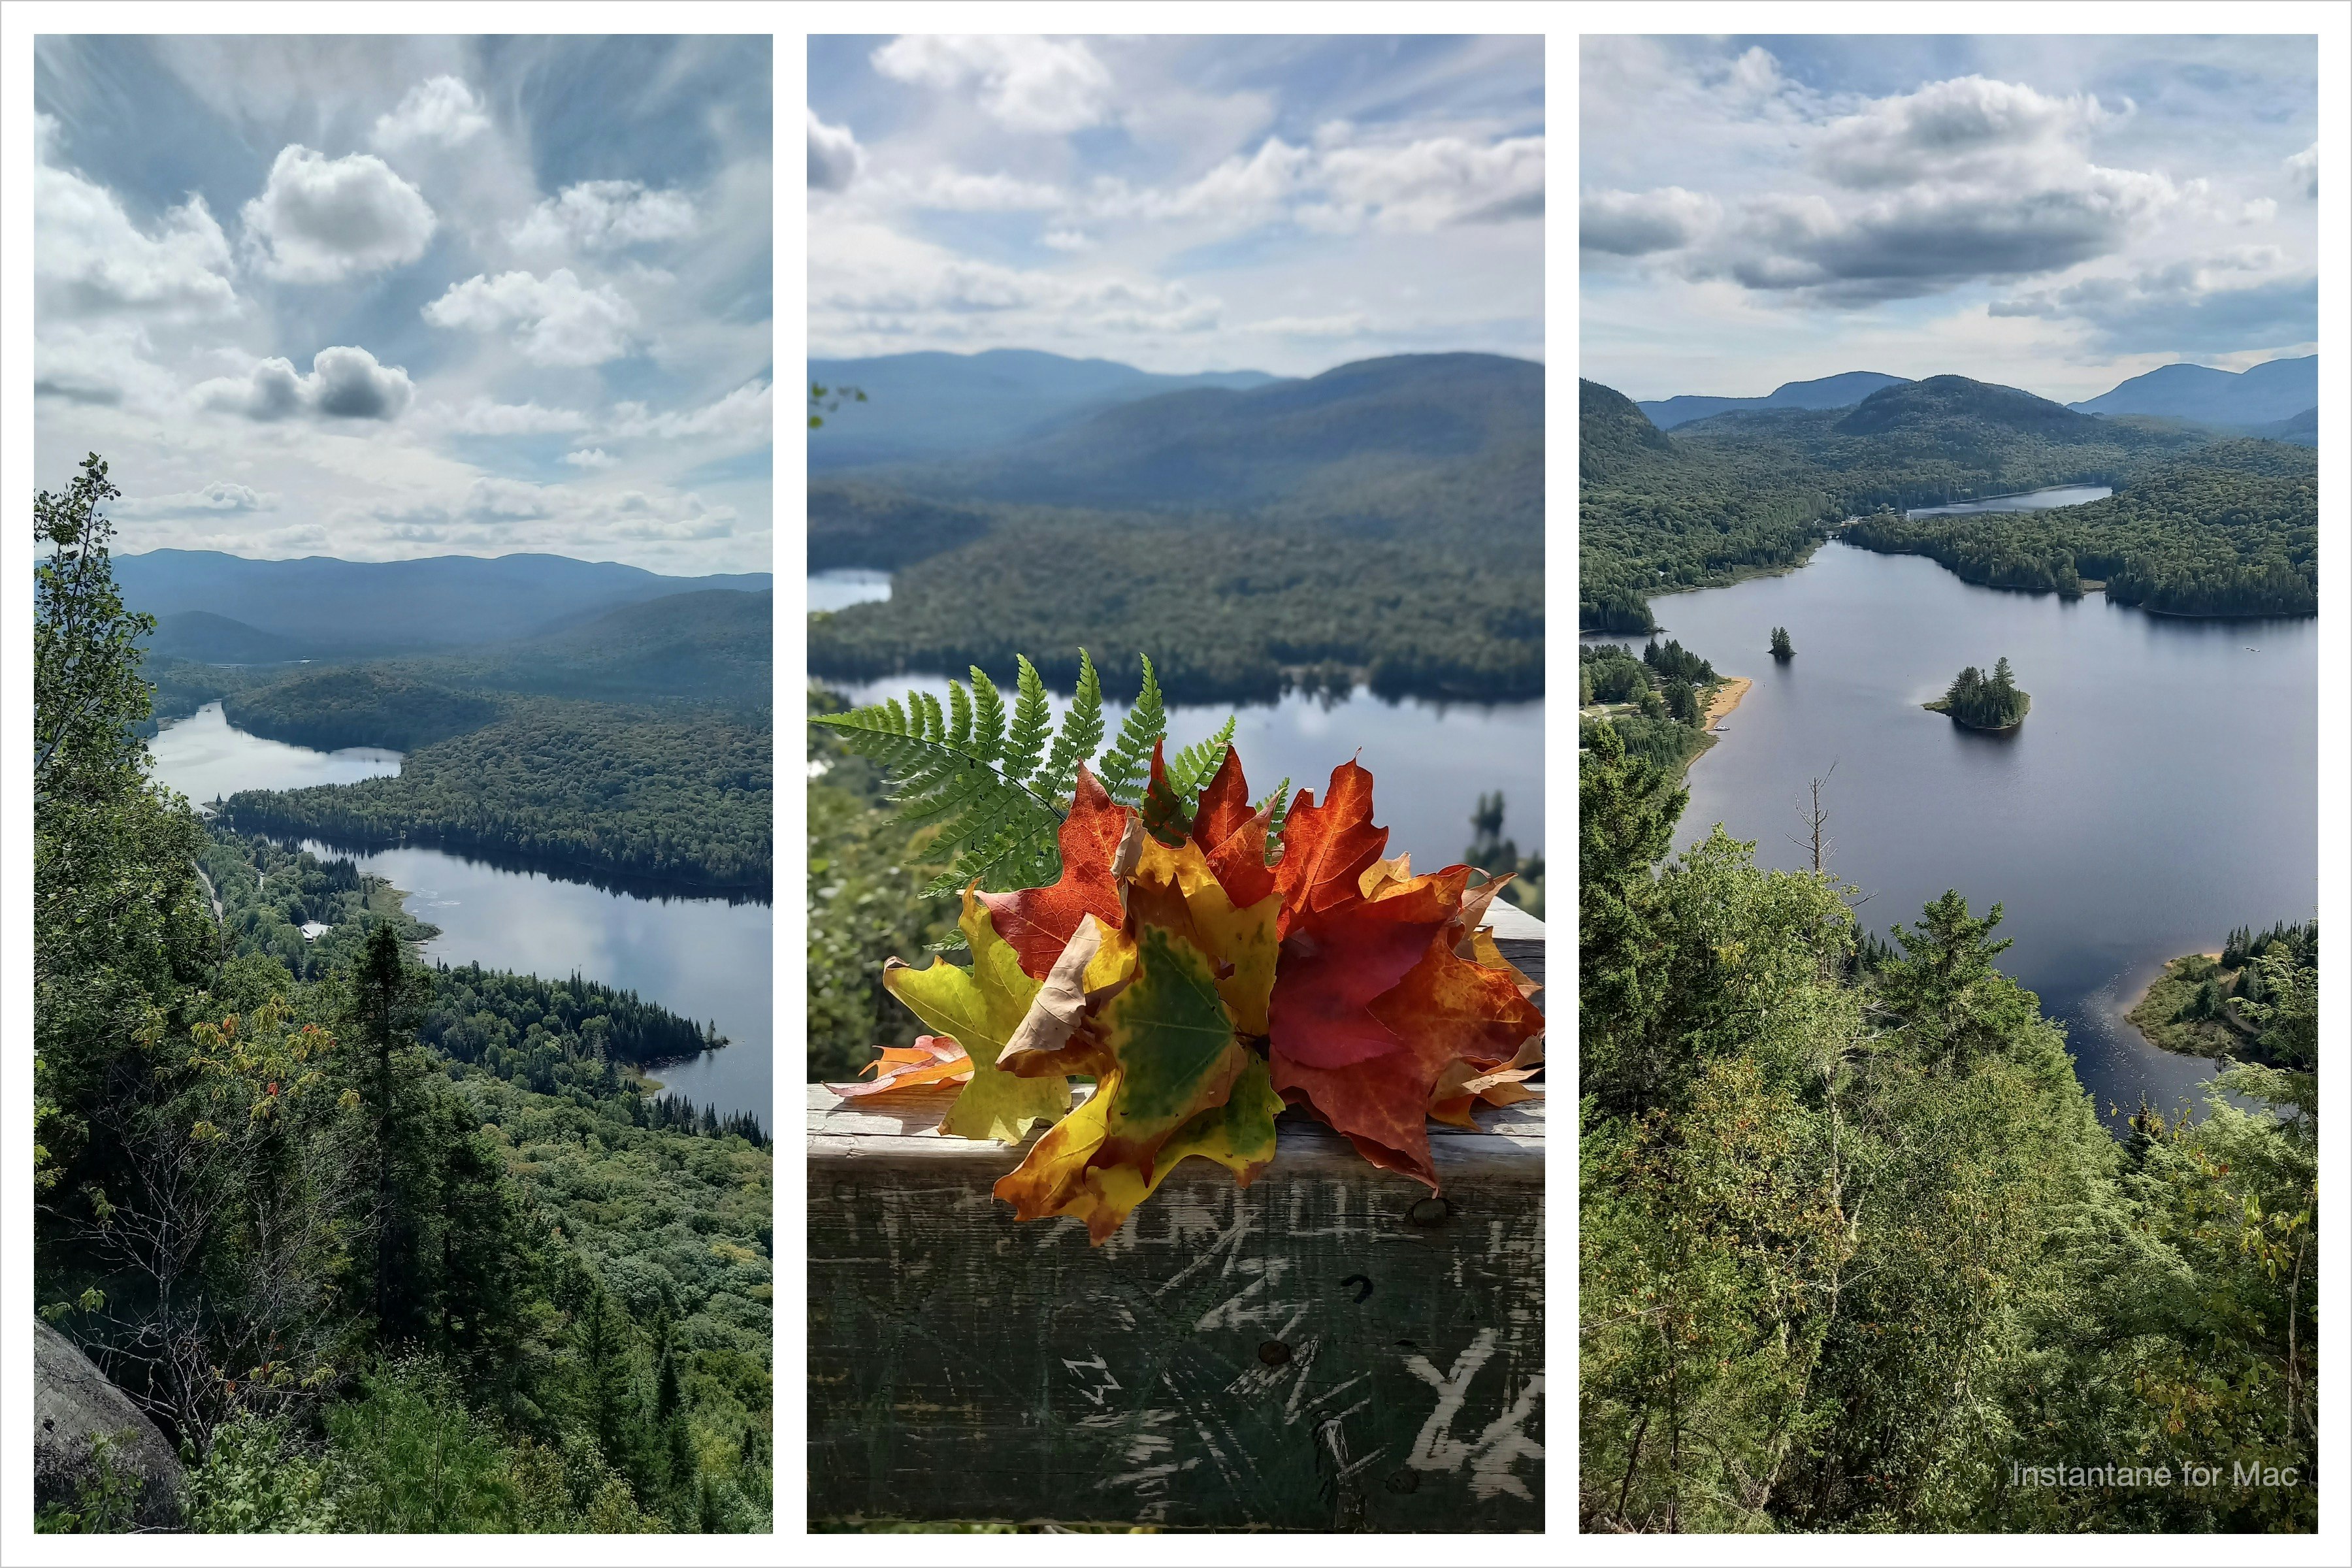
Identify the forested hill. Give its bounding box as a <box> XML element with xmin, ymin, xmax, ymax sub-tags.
<box><xmin>808</xmin><ymin>347</ymin><xmax>1282</xmax><ymax>469</ymax></box>
<box><xmin>117</xmin><ymin>549</ymin><xmax>771</xmax><ymax>661</ymax></box>
<box><xmin>1575</xmin><ymin>368</ymin><xmax>2289</xmax><ymax>630</ymax></box>
<box><xmin>1580</xmin><ymin>378</ymin><xmax>1674</xmax><ymax>480</ymax></box>
<box><xmin>808</xmin><ymin>353</ymin><xmax>1544</xmax><ymax>706</ymax></box>
<box><xmin>858</xmin><ymin>351</ymin><xmax>1541</xmax><ymax>512</ymax></box>
<box><xmin>1637</xmin><ymin>370</ymin><xmax>1910</xmax><ymax>430</ymax></box>
<box><xmin>1845</xmin><ymin>440</ymin><xmax>2317</xmax><ymax>616</ymax></box>
<box><xmin>2071</xmin><ymin>353</ymin><xmax>2317</xmax><ymax>425</ymax></box>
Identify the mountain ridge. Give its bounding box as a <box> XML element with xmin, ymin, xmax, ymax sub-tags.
<box><xmin>2070</xmin><ymin>355</ymin><xmax>2317</xmax><ymax>425</ymax></box>
<box><xmin>1638</xmin><ymin>371</ymin><xmax>1912</xmax><ymax>430</ymax></box>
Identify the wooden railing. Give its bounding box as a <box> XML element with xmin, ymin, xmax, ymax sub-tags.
<box><xmin>806</xmin><ymin>906</ymin><xmax>1545</xmax><ymax>1532</ymax></box>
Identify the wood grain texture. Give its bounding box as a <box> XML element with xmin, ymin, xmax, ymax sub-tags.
<box><xmin>807</xmin><ymin>1085</ymin><xmax>1545</xmax><ymax>1531</ymax></box>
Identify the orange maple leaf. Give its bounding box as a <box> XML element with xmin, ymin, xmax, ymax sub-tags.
<box><xmin>1273</xmin><ymin>759</ymin><xmax>1388</xmax><ymax>940</ymax></box>
<box><xmin>826</xmin><ymin>1035</ymin><xmax>973</xmax><ymax>1100</ymax></box>
<box><xmin>977</xmin><ymin>764</ymin><xmax>1140</xmax><ymax>980</ymax></box>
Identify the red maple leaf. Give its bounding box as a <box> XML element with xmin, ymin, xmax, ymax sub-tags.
<box><xmin>1267</xmin><ymin>866</ymin><xmax>1464</xmax><ymax>1071</ymax></box>
<box><xmin>1273</xmin><ymin>759</ymin><xmax>1388</xmax><ymax>940</ymax></box>
<box><xmin>978</xmin><ymin>764</ymin><xmax>1136</xmax><ymax>980</ymax></box>
<box><xmin>1190</xmin><ymin>744</ymin><xmax>1276</xmax><ymax>909</ymax></box>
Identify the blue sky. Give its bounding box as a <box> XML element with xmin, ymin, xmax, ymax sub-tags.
<box><xmin>808</xmin><ymin>35</ymin><xmax>1543</xmax><ymax>376</ymax></box>
<box><xmin>1581</xmin><ymin>35</ymin><xmax>2318</xmax><ymax>402</ymax></box>
<box><xmin>34</xmin><ymin>36</ymin><xmax>772</xmax><ymax>572</ymax></box>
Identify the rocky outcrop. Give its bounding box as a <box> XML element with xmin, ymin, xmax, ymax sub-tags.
<box><xmin>33</xmin><ymin>1319</ymin><xmax>184</xmax><ymax>1530</ymax></box>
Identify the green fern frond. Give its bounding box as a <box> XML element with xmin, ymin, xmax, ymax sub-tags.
<box><xmin>1002</xmin><ymin>657</ymin><xmax>1051</xmax><ymax>788</ymax></box>
<box><xmin>1166</xmin><ymin>717</ymin><xmax>1237</xmax><ymax>804</ymax></box>
<box><xmin>1036</xmin><ymin>649</ymin><xmax>1103</xmax><ymax>804</ymax></box>
<box><xmin>1256</xmin><ymin>777</ymin><xmax>1292</xmax><ymax>855</ymax></box>
<box><xmin>1098</xmin><ymin>653</ymin><xmax>1166</xmax><ymax>806</ymax></box>
<box><xmin>968</xmin><ymin>667</ymin><xmax>1006</xmax><ymax>767</ymax></box>
<box><xmin>811</xmin><ymin>689</ymin><xmax>1066</xmax><ymax>893</ymax></box>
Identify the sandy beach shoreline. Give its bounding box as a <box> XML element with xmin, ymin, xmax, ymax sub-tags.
<box><xmin>1705</xmin><ymin>676</ymin><xmax>1752</xmax><ymax>730</ymax></box>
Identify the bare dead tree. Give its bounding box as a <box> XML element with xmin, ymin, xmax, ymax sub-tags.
<box><xmin>1789</xmin><ymin>760</ymin><xmax>1838</xmax><ymax>875</ymax></box>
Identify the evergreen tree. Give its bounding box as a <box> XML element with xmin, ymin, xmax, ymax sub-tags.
<box><xmin>1769</xmin><ymin>625</ymin><xmax>1794</xmax><ymax>659</ymax></box>
<box><xmin>1579</xmin><ymin>723</ymin><xmax>1689</xmax><ymax>1114</ymax></box>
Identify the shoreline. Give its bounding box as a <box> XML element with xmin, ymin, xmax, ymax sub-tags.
<box><xmin>1703</xmin><ymin>676</ymin><xmax>1752</xmax><ymax>730</ymax></box>
<box><xmin>2119</xmin><ymin>951</ymin><xmax>2252</xmax><ymax>1060</ymax></box>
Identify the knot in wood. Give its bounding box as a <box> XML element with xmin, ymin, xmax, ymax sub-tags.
<box><xmin>1407</xmin><ymin>1195</ymin><xmax>1452</xmax><ymax>1228</ymax></box>
<box><xmin>1256</xmin><ymin>1339</ymin><xmax>1292</xmax><ymax>1367</ymax></box>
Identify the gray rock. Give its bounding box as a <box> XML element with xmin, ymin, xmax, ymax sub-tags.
<box><xmin>33</xmin><ymin>1318</ymin><xmax>185</xmax><ymax>1531</ymax></box>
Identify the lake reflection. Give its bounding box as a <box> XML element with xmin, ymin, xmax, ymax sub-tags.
<box><xmin>150</xmin><ymin>704</ymin><xmax>770</xmax><ymax>1130</ymax></box>
<box><xmin>1903</xmin><ymin>483</ymin><xmax>2111</xmax><ymax>518</ymax></box>
<box><xmin>1621</xmin><ymin>540</ymin><xmax>2315</xmax><ymax>1130</ymax></box>
<box><xmin>152</xmin><ymin>702</ymin><xmax>400</xmax><ymax>802</ymax></box>
<box><xmin>826</xmin><ymin>676</ymin><xmax>1546</xmax><ymax>870</ymax></box>
<box><xmin>808</xmin><ymin>569</ymin><xmax>893</xmax><ymax>611</ymax></box>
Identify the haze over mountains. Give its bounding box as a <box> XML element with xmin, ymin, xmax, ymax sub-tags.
<box><xmin>1631</xmin><ymin>354</ymin><xmax>2317</xmax><ymax>443</ymax></box>
<box><xmin>808</xmin><ymin>349</ymin><xmax>1283</xmax><ymax>470</ymax></box>
<box><xmin>122</xmin><ymin>551</ymin><xmax>772</xmax><ymax>663</ymax></box>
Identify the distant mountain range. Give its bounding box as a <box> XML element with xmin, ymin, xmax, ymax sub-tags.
<box><xmin>848</xmin><ymin>351</ymin><xmax>1543</xmax><ymax>514</ymax></box>
<box><xmin>2068</xmin><ymin>355</ymin><xmax>2317</xmax><ymax>428</ymax></box>
<box><xmin>808</xmin><ymin>348</ymin><xmax>1284</xmax><ymax>470</ymax></box>
<box><xmin>1629</xmin><ymin>355</ymin><xmax>2316</xmax><ymax>443</ymax></box>
<box><xmin>1638</xmin><ymin>372</ymin><xmax>1912</xmax><ymax>430</ymax></box>
<box><xmin>120</xmin><ymin>551</ymin><xmax>772</xmax><ymax>662</ymax></box>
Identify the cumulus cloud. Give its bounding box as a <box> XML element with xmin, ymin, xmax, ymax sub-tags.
<box><xmin>809</xmin><ymin>109</ymin><xmax>863</xmax><ymax>192</ymax></box>
<box><xmin>195</xmin><ymin>345</ymin><xmax>415</xmax><ymax>421</ymax></box>
<box><xmin>1698</xmin><ymin>74</ymin><xmax>2177</xmax><ymax>305</ymax></box>
<box><xmin>1992</xmin><ymin>253</ymin><xmax>2318</xmax><ymax>353</ymax></box>
<box><xmin>866</xmin><ymin>168</ymin><xmax>1066</xmax><ymax>212</ymax></box>
<box><xmin>372</xmin><ymin>76</ymin><xmax>491</xmax><ymax>152</ymax></box>
<box><xmin>422</xmin><ymin>268</ymin><xmax>639</xmax><ymax>365</ymax></box>
<box><xmin>872</xmin><ymin>34</ymin><xmax>1115</xmax><ymax>134</ymax></box>
<box><xmin>241</xmin><ymin>145</ymin><xmax>436</xmax><ymax>282</ymax></box>
<box><xmin>510</xmin><ymin>180</ymin><xmax>694</xmax><ymax>254</ymax></box>
<box><xmin>563</xmin><ymin>447</ymin><xmax>619</xmax><ymax>469</ymax></box>
<box><xmin>1041</xmin><ymin>228</ymin><xmax>1094</xmax><ymax>252</ymax></box>
<box><xmin>2285</xmin><ymin>142</ymin><xmax>2318</xmax><ymax>199</ymax></box>
<box><xmin>35</xmin><ymin>119</ymin><xmax>238</xmax><ymax>319</ymax></box>
<box><xmin>815</xmin><ymin>233</ymin><xmax>1221</xmax><ymax>340</ymax></box>
<box><xmin>1083</xmin><ymin>132</ymin><xmax>1544</xmax><ymax>236</ymax></box>
<box><xmin>1581</xmin><ymin>186</ymin><xmax>1718</xmax><ymax>255</ymax></box>
<box><xmin>440</xmin><ymin>398</ymin><xmax>593</xmax><ymax>434</ymax></box>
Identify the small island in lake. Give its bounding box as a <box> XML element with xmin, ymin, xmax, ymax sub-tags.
<box><xmin>1769</xmin><ymin>625</ymin><xmax>1794</xmax><ymax>659</ymax></box>
<box><xmin>1923</xmin><ymin>655</ymin><xmax>2029</xmax><ymax>730</ymax></box>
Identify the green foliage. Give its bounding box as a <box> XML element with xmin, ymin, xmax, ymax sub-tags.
<box><xmin>221</xmin><ymin>699</ymin><xmax>772</xmax><ymax>891</ymax></box>
<box><xmin>36</xmin><ymin>459</ymin><xmax>770</xmax><ymax>1535</ymax></box>
<box><xmin>1465</xmin><ymin>791</ymin><xmax>1543</xmax><ymax>920</ymax></box>
<box><xmin>1769</xmin><ymin>626</ymin><xmax>1794</xmax><ymax>658</ymax></box>
<box><xmin>1578</xmin><ymin>723</ymin><xmax>2321</xmax><ymax>1532</ymax></box>
<box><xmin>1844</xmin><ymin>443</ymin><xmax>2316</xmax><ymax>617</ymax></box>
<box><xmin>34</xmin><ymin>1429</ymin><xmax>145</xmax><ymax>1534</ymax></box>
<box><xmin>810</xmin><ymin>652</ymin><xmax>1235</xmax><ymax>899</ymax></box>
<box><xmin>225</xmin><ymin>667</ymin><xmax>498</xmax><ymax>751</ymax></box>
<box><xmin>35</xmin><ymin>454</ymin><xmax>155</xmax><ymax>804</ymax></box>
<box><xmin>808</xmin><ymin>488</ymin><xmax>1544</xmax><ymax>704</ymax></box>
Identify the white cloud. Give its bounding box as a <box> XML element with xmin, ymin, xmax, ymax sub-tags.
<box><xmin>1041</xmin><ymin>228</ymin><xmax>1094</xmax><ymax>252</ymax></box>
<box><xmin>1249</xmin><ymin>313</ymin><xmax>1369</xmax><ymax>337</ymax></box>
<box><xmin>808</xmin><ymin>109</ymin><xmax>862</xmax><ymax>192</ymax></box>
<box><xmin>867</xmin><ymin>168</ymin><xmax>1066</xmax><ymax>212</ymax></box>
<box><xmin>872</xmin><ymin>34</ymin><xmax>1115</xmax><ymax>134</ymax></box>
<box><xmin>2285</xmin><ymin>142</ymin><xmax>2318</xmax><ymax>199</ymax></box>
<box><xmin>423</xmin><ymin>268</ymin><xmax>640</xmax><ymax>365</ymax></box>
<box><xmin>35</xmin><ymin>118</ymin><xmax>237</xmax><ymax>319</ymax></box>
<box><xmin>563</xmin><ymin>447</ymin><xmax>619</xmax><ymax>469</ymax></box>
<box><xmin>510</xmin><ymin>180</ymin><xmax>694</xmax><ymax>255</ymax></box>
<box><xmin>240</xmin><ymin>145</ymin><xmax>436</xmax><ymax>282</ymax></box>
<box><xmin>610</xmin><ymin>379</ymin><xmax>772</xmax><ymax>441</ymax></box>
<box><xmin>1687</xmin><ymin>75</ymin><xmax>2179</xmax><ymax>306</ymax></box>
<box><xmin>1582</xmin><ymin>186</ymin><xmax>1719</xmax><ymax>256</ymax></box>
<box><xmin>372</xmin><ymin>75</ymin><xmax>491</xmax><ymax>152</ymax></box>
<box><xmin>440</xmin><ymin>398</ymin><xmax>593</xmax><ymax>435</ymax></box>
<box><xmin>1992</xmin><ymin>251</ymin><xmax>2317</xmax><ymax>353</ymax></box>
<box><xmin>1314</xmin><ymin>135</ymin><xmax>1546</xmax><ymax>231</ymax></box>
<box><xmin>116</xmin><ymin>482</ymin><xmax>280</xmax><ymax>515</ymax></box>
<box><xmin>194</xmin><ymin>345</ymin><xmax>415</xmax><ymax>421</ymax></box>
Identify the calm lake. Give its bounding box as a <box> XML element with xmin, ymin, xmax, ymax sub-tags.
<box><xmin>808</xmin><ymin>568</ymin><xmax>893</xmax><ymax>611</ymax></box>
<box><xmin>151</xmin><ymin>704</ymin><xmax>772</xmax><ymax>1130</ymax></box>
<box><xmin>1904</xmin><ymin>482</ymin><xmax>2112</xmax><ymax>517</ymax></box>
<box><xmin>1615</xmin><ymin>534</ymin><xmax>2316</xmax><ymax>1128</ymax></box>
<box><xmin>823</xmin><ymin>676</ymin><xmax>1547</xmax><ymax>877</ymax></box>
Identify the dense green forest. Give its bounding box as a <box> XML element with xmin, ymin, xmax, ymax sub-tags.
<box><xmin>1579</xmin><ymin>716</ymin><xmax>2317</xmax><ymax>1531</ymax></box>
<box><xmin>1578</xmin><ymin>640</ymin><xmax>1721</xmax><ymax>773</ymax></box>
<box><xmin>218</xmin><ymin>699</ymin><xmax>771</xmax><ymax>893</ymax></box>
<box><xmin>144</xmin><ymin>586</ymin><xmax>773</xmax><ymax>891</ymax></box>
<box><xmin>34</xmin><ymin>457</ymin><xmax>769</xmax><ymax>1533</ymax></box>
<box><xmin>1843</xmin><ymin>442</ymin><xmax>2317</xmax><ymax>616</ymax></box>
<box><xmin>1927</xmin><ymin>657</ymin><xmax>2031</xmax><ymax>730</ymax></box>
<box><xmin>1578</xmin><ymin>373</ymin><xmax>2311</xmax><ymax>632</ymax></box>
<box><xmin>808</xmin><ymin>489</ymin><xmax>1543</xmax><ymax>704</ymax></box>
